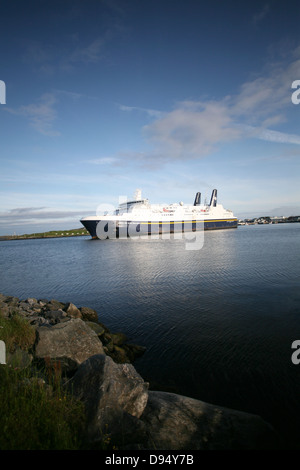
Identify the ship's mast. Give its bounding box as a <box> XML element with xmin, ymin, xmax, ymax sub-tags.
<box><xmin>134</xmin><ymin>189</ymin><xmax>142</xmax><ymax>201</ymax></box>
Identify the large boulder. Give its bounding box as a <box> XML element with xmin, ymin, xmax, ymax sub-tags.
<box><xmin>140</xmin><ymin>391</ymin><xmax>278</xmax><ymax>450</ymax></box>
<box><xmin>68</xmin><ymin>354</ymin><xmax>149</xmax><ymax>446</ymax></box>
<box><xmin>35</xmin><ymin>318</ymin><xmax>105</xmax><ymax>373</ymax></box>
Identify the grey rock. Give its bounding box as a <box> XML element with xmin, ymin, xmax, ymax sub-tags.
<box><xmin>123</xmin><ymin>343</ymin><xmax>146</xmax><ymax>362</ymax></box>
<box><xmin>110</xmin><ymin>332</ymin><xmax>127</xmax><ymax>346</ymax></box>
<box><xmin>107</xmin><ymin>344</ymin><xmax>131</xmax><ymax>364</ymax></box>
<box><xmin>140</xmin><ymin>391</ymin><xmax>278</xmax><ymax>450</ymax></box>
<box><xmin>1</xmin><ymin>296</ymin><xmax>20</xmax><ymax>316</ymax></box>
<box><xmin>64</xmin><ymin>302</ymin><xmax>82</xmax><ymax>318</ymax></box>
<box><xmin>19</xmin><ymin>301</ymin><xmax>32</xmax><ymax>311</ymax></box>
<box><xmin>4</xmin><ymin>296</ymin><xmax>19</xmax><ymax>306</ymax></box>
<box><xmin>85</xmin><ymin>321</ymin><xmax>105</xmax><ymax>337</ymax></box>
<box><xmin>0</xmin><ymin>301</ymin><xmax>10</xmax><ymax>317</ymax></box>
<box><xmin>29</xmin><ymin>316</ymin><xmax>50</xmax><ymax>327</ymax></box>
<box><xmin>68</xmin><ymin>354</ymin><xmax>149</xmax><ymax>445</ymax></box>
<box><xmin>44</xmin><ymin>299</ymin><xmax>66</xmax><ymax>311</ymax></box>
<box><xmin>35</xmin><ymin>318</ymin><xmax>105</xmax><ymax>373</ymax></box>
<box><xmin>80</xmin><ymin>306</ymin><xmax>98</xmax><ymax>323</ymax></box>
<box><xmin>32</xmin><ymin>307</ymin><xmax>42</xmax><ymax>314</ymax></box>
<box><xmin>44</xmin><ymin>310</ymin><xmax>65</xmax><ymax>324</ymax></box>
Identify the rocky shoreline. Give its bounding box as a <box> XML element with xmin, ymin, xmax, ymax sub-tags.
<box><xmin>0</xmin><ymin>293</ymin><xmax>279</xmax><ymax>450</ymax></box>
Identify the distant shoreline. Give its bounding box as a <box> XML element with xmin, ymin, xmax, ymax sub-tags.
<box><xmin>238</xmin><ymin>215</ymin><xmax>300</xmax><ymax>226</ymax></box>
<box><xmin>0</xmin><ymin>228</ymin><xmax>89</xmax><ymax>241</ymax></box>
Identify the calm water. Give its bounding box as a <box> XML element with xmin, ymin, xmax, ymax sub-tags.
<box><xmin>1</xmin><ymin>223</ymin><xmax>300</xmax><ymax>447</ymax></box>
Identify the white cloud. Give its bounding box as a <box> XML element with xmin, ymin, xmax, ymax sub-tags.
<box><xmin>129</xmin><ymin>47</ymin><xmax>300</xmax><ymax>162</ymax></box>
<box><xmin>0</xmin><ymin>207</ymin><xmax>91</xmax><ymax>221</ymax></box>
<box><xmin>67</xmin><ymin>37</ymin><xmax>106</xmax><ymax>64</ymax></box>
<box><xmin>3</xmin><ymin>89</ymin><xmax>89</xmax><ymax>136</ymax></box>
<box><xmin>256</xmin><ymin>128</ymin><xmax>300</xmax><ymax>145</ymax></box>
<box><xmin>22</xmin><ymin>40</ymin><xmax>53</xmax><ymax>65</ymax></box>
<box><xmin>0</xmin><ymin>207</ymin><xmax>92</xmax><ymax>235</ymax></box>
<box><xmin>119</xmin><ymin>104</ymin><xmax>163</xmax><ymax>118</ymax></box>
<box><xmin>22</xmin><ymin>20</ymin><xmax>123</xmax><ymax>74</ymax></box>
<box><xmin>143</xmin><ymin>101</ymin><xmax>240</xmax><ymax>160</ymax></box>
<box><xmin>86</xmin><ymin>157</ymin><xmax>120</xmax><ymax>165</ymax></box>
<box><xmin>5</xmin><ymin>93</ymin><xmax>60</xmax><ymax>136</ymax></box>
<box><xmin>231</xmin><ymin>64</ymin><xmax>294</xmax><ymax>122</ymax></box>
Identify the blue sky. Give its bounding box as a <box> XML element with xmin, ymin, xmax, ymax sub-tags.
<box><xmin>1</xmin><ymin>0</ymin><xmax>300</xmax><ymax>234</ymax></box>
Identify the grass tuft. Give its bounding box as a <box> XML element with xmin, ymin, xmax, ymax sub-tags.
<box><xmin>0</xmin><ymin>314</ymin><xmax>36</xmax><ymax>353</ymax></box>
<box><xmin>0</xmin><ymin>313</ymin><xmax>87</xmax><ymax>450</ymax></box>
<box><xmin>0</xmin><ymin>365</ymin><xmax>86</xmax><ymax>449</ymax></box>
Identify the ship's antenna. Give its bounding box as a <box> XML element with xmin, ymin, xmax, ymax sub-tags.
<box><xmin>134</xmin><ymin>188</ymin><xmax>142</xmax><ymax>200</ymax></box>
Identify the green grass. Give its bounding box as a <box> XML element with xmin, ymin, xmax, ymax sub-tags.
<box><xmin>14</xmin><ymin>228</ymin><xmax>89</xmax><ymax>239</ymax></box>
<box><xmin>0</xmin><ymin>365</ymin><xmax>86</xmax><ymax>450</ymax></box>
<box><xmin>0</xmin><ymin>314</ymin><xmax>87</xmax><ymax>450</ymax></box>
<box><xmin>0</xmin><ymin>314</ymin><xmax>36</xmax><ymax>353</ymax></box>
<box><xmin>0</xmin><ymin>313</ymin><xmax>122</xmax><ymax>450</ymax></box>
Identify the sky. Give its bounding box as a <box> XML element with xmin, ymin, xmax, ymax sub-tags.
<box><xmin>1</xmin><ymin>0</ymin><xmax>300</xmax><ymax>235</ymax></box>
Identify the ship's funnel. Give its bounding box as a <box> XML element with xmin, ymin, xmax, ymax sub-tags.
<box><xmin>209</xmin><ymin>189</ymin><xmax>217</xmax><ymax>207</ymax></box>
<box><xmin>193</xmin><ymin>192</ymin><xmax>201</xmax><ymax>206</ymax></box>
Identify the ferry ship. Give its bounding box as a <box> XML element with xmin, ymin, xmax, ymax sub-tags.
<box><xmin>80</xmin><ymin>189</ymin><xmax>237</xmax><ymax>239</ymax></box>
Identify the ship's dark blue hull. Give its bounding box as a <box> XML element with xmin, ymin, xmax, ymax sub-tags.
<box><xmin>81</xmin><ymin>218</ymin><xmax>238</xmax><ymax>239</ymax></box>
